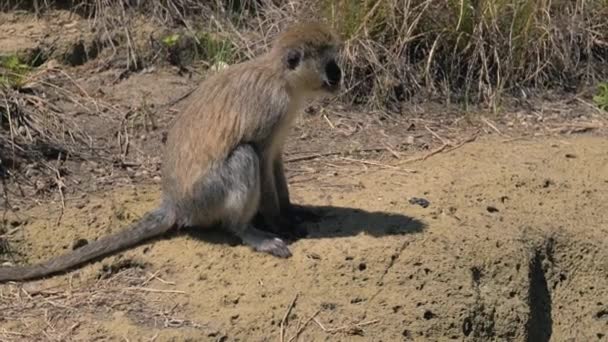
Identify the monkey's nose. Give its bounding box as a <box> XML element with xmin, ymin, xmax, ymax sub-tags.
<box><xmin>325</xmin><ymin>60</ymin><xmax>341</xmax><ymax>86</ymax></box>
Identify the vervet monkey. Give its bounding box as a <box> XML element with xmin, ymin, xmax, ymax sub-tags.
<box><xmin>0</xmin><ymin>22</ymin><xmax>342</xmax><ymax>282</ymax></box>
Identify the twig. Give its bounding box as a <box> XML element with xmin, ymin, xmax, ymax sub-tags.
<box><xmin>58</xmin><ymin>322</ymin><xmax>80</xmax><ymax>341</ymax></box>
<box><xmin>164</xmin><ymin>87</ymin><xmax>197</xmax><ymax>109</ymax></box>
<box><xmin>142</xmin><ymin>270</ymin><xmax>175</xmax><ymax>286</ymax></box>
<box><xmin>341</xmin><ymin>157</ymin><xmax>416</xmax><ymax>173</ymax></box>
<box><xmin>280</xmin><ymin>293</ymin><xmax>299</xmax><ymax>342</ymax></box>
<box><xmin>398</xmin><ymin>133</ymin><xmax>478</xmax><ymax>165</ymax></box>
<box><xmin>0</xmin><ymin>226</ymin><xmax>22</xmax><ymax>238</ymax></box>
<box><xmin>398</xmin><ymin>143</ymin><xmax>448</xmax><ymax>164</ymax></box>
<box><xmin>41</xmin><ymin>162</ymin><xmax>65</xmax><ymax>226</ymax></box>
<box><xmin>285</xmin><ymin>147</ymin><xmax>394</xmax><ymax>163</ymax></box>
<box><xmin>481</xmin><ymin>117</ymin><xmax>505</xmax><ymax>136</ymax></box>
<box><xmin>124</xmin><ymin>287</ymin><xmax>186</xmax><ymax>294</ymax></box>
<box><xmin>313</xmin><ymin>318</ymin><xmax>380</xmax><ymax>334</ymax></box>
<box><xmin>141</xmin><ymin>270</ymin><xmax>161</xmax><ymax>286</ymax></box>
<box><xmin>443</xmin><ymin>134</ymin><xmax>479</xmax><ymax>154</ymax></box>
<box><xmin>0</xmin><ymin>330</ymin><xmax>30</xmax><ymax>337</ymax></box>
<box><xmin>382</xmin><ymin>142</ymin><xmax>401</xmax><ymax>159</ymax></box>
<box><xmin>288</xmin><ymin>310</ymin><xmax>320</xmax><ymax>342</ymax></box>
<box><xmin>501</xmin><ymin>136</ymin><xmax>529</xmax><ymax>143</ymax></box>
<box><xmin>322</xmin><ymin>114</ymin><xmax>335</xmax><ymax>129</ymax></box>
<box><xmin>425</xmin><ymin>125</ymin><xmax>450</xmax><ymax>145</ymax></box>
<box><xmin>547</xmin><ymin>122</ymin><xmax>605</xmax><ymax>134</ymax></box>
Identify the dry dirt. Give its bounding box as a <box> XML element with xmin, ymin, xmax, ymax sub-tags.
<box><xmin>1</xmin><ymin>8</ymin><xmax>608</xmax><ymax>342</ymax></box>
<box><xmin>1</xmin><ymin>135</ymin><xmax>607</xmax><ymax>341</ymax></box>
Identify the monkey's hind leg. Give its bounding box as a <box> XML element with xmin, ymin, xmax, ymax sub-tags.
<box><xmin>216</xmin><ymin>144</ymin><xmax>292</xmax><ymax>258</ymax></box>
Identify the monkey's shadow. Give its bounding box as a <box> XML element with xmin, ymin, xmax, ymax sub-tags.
<box><xmin>183</xmin><ymin>204</ymin><xmax>425</xmax><ymax>247</ymax></box>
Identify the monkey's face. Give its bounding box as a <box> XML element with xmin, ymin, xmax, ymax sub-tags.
<box><xmin>284</xmin><ymin>47</ymin><xmax>342</xmax><ymax>97</ymax></box>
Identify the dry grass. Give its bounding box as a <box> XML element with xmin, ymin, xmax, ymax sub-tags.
<box><xmin>0</xmin><ymin>59</ymin><xmax>123</xmax><ymax>217</ymax></box>
<box><xmin>0</xmin><ymin>265</ymin><xmax>216</xmax><ymax>340</ymax></box>
<box><xmin>4</xmin><ymin>0</ymin><xmax>607</xmax><ymax>111</ymax></box>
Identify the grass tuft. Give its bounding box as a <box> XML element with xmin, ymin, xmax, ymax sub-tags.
<box><xmin>593</xmin><ymin>82</ymin><xmax>608</xmax><ymax>111</ymax></box>
<box><xmin>4</xmin><ymin>0</ymin><xmax>608</xmax><ymax>112</ymax></box>
<box><xmin>0</xmin><ymin>55</ymin><xmax>32</xmax><ymax>89</ymax></box>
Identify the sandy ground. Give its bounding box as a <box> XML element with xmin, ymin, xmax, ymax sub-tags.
<box><xmin>1</xmin><ymin>134</ymin><xmax>607</xmax><ymax>341</ymax></box>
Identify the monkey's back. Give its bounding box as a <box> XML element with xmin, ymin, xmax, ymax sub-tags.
<box><xmin>161</xmin><ymin>58</ymin><xmax>292</xmax><ymax>204</ymax></box>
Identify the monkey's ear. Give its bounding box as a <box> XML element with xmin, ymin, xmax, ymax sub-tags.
<box><xmin>285</xmin><ymin>49</ymin><xmax>301</xmax><ymax>70</ymax></box>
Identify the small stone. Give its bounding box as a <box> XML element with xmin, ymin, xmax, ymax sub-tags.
<box><xmin>409</xmin><ymin>197</ymin><xmax>430</xmax><ymax>208</ymax></box>
<box><xmin>350</xmin><ymin>297</ymin><xmax>365</xmax><ymax>304</ymax></box>
<box><xmin>423</xmin><ymin>310</ymin><xmax>436</xmax><ymax>320</ymax></box>
<box><xmin>72</xmin><ymin>239</ymin><xmax>89</xmax><ymax>250</ymax></box>
<box><xmin>307</xmin><ymin>253</ymin><xmax>321</xmax><ymax>260</ymax></box>
<box><xmin>542</xmin><ymin>179</ymin><xmax>554</xmax><ymax>188</ymax></box>
<box><xmin>486</xmin><ymin>206</ymin><xmax>499</xmax><ymax>213</ymax></box>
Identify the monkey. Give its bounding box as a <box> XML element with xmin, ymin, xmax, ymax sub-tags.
<box><xmin>0</xmin><ymin>22</ymin><xmax>342</xmax><ymax>282</ymax></box>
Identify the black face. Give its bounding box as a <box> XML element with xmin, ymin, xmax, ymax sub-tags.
<box><xmin>324</xmin><ymin>59</ymin><xmax>341</xmax><ymax>91</ymax></box>
<box><xmin>285</xmin><ymin>50</ymin><xmax>301</xmax><ymax>70</ymax></box>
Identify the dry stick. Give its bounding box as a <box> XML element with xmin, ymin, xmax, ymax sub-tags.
<box><xmin>151</xmin><ymin>274</ymin><xmax>175</xmax><ymax>286</ymax></box>
<box><xmin>575</xmin><ymin>96</ymin><xmax>608</xmax><ymax>115</ymax></box>
<box><xmin>548</xmin><ymin>122</ymin><xmax>605</xmax><ymax>133</ymax></box>
<box><xmin>397</xmin><ymin>133</ymin><xmax>479</xmax><ymax>165</ymax></box>
<box><xmin>280</xmin><ymin>293</ymin><xmax>300</xmax><ymax>342</ymax></box>
<box><xmin>292</xmin><ymin>319</ymin><xmax>302</xmax><ymax>340</ymax></box>
<box><xmin>352</xmin><ymin>0</ymin><xmax>385</xmax><ymax>37</ymax></box>
<box><xmin>382</xmin><ymin>141</ymin><xmax>401</xmax><ymax>159</ymax></box>
<box><xmin>397</xmin><ymin>144</ymin><xmax>448</xmax><ymax>165</ymax></box>
<box><xmin>0</xmin><ymin>330</ymin><xmax>30</xmax><ymax>337</ymax></box>
<box><xmin>501</xmin><ymin>136</ymin><xmax>529</xmax><ymax>143</ymax></box>
<box><xmin>124</xmin><ymin>287</ymin><xmax>186</xmax><ymax>294</ymax></box>
<box><xmin>141</xmin><ymin>270</ymin><xmax>161</xmax><ymax>286</ymax></box>
<box><xmin>164</xmin><ymin>87</ymin><xmax>197</xmax><ymax>109</ymax></box>
<box><xmin>285</xmin><ymin>147</ymin><xmax>393</xmax><ymax>164</ymax></box>
<box><xmin>288</xmin><ymin>310</ymin><xmax>320</xmax><ymax>342</ymax></box>
<box><xmin>442</xmin><ymin>134</ymin><xmax>479</xmax><ymax>154</ymax></box>
<box><xmin>322</xmin><ymin>114</ymin><xmax>335</xmax><ymax>129</ymax></box>
<box><xmin>340</xmin><ymin>157</ymin><xmax>416</xmax><ymax>173</ymax></box>
<box><xmin>58</xmin><ymin>322</ymin><xmax>80</xmax><ymax>341</ymax></box>
<box><xmin>3</xmin><ymin>95</ymin><xmax>16</xmax><ymax>154</ymax></box>
<box><xmin>313</xmin><ymin>317</ymin><xmax>380</xmax><ymax>334</ymax></box>
<box><xmin>481</xmin><ymin>117</ymin><xmax>506</xmax><ymax>136</ymax></box>
<box><xmin>41</xmin><ymin>162</ymin><xmax>65</xmax><ymax>226</ymax></box>
<box><xmin>425</xmin><ymin>125</ymin><xmax>450</xmax><ymax>145</ymax></box>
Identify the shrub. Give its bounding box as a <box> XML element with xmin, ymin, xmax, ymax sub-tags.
<box><xmin>9</xmin><ymin>0</ymin><xmax>608</xmax><ymax>112</ymax></box>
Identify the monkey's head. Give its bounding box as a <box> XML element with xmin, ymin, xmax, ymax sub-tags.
<box><xmin>271</xmin><ymin>22</ymin><xmax>343</xmax><ymax>97</ymax></box>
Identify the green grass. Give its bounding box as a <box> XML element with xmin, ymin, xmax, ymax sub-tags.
<box><xmin>195</xmin><ymin>32</ymin><xmax>236</xmax><ymax>65</ymax></box>
<box><xmin>593</xmin><ymin>82</ymin><xmax>608</xmax><ymax>111</ymax></box>
<box><xmin>322</xmin><ymin>0</ymin><xmax>389</xmax><ymax>40</ymax></box>
<box><xmin>161</xmin><ymin>31</ymin><xmax>236</xmax><ymax>67</ymax></box>
<box><xmin>315</xmin><ymin>0</ymin><xmax>608</xmax><ymax>110</ymax></box>
<box><xmin>161</xmin><ymin>33</ymin><xmax>181</xmax><ymax>48</ymax></box>
<box><xmin>0</xmin><ymin>55</ymin><xmax>31</xmax><ymax>89</ymax></box>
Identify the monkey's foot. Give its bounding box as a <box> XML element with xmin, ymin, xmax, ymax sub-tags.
<box><xmin>240</xmin><ymin>227</ymin><xmax>292</xmax><ymax>258</ymax></box>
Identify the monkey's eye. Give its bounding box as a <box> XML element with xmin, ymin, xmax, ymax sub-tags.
<box><xmin>285</xmin><ymin>50</ymin><xmax>301</xmax><ymax>70</ymax></box>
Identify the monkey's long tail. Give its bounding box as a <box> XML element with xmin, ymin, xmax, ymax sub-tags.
<box><xmin>0</xmin><ymin>209</ymin><xmax>175</xmax><ymax>282</ymax></box>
